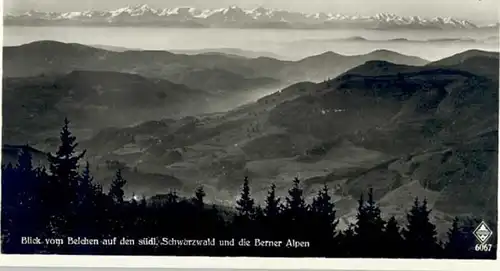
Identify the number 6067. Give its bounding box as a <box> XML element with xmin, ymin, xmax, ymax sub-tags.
<box><xmin>475</xmin><ymin>243</ymin><xmax>492</xmax><ymax>252</ymax></box>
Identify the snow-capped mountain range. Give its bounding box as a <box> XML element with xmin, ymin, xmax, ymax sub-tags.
<box><xmin>4</xmin><ymin>4</ymin><xmax>491</xmax><ymax>30</ymax></box>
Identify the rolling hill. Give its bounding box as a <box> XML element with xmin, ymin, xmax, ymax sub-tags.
<box><xmin>3</xmin><ymin>40</ymin><xmax>429</xmax><ymax>86</ymax></box>
<box><xmin>426</xmin><ymin>49</ymin><xmax>499</xmax><ymax>79</ymax></box>
<box><xmin>14</xmin><ymin>53</ymin><xmax>491</xmax><ymax>235</ymax></box>
<box><xmin>2</xmin><ymin>48</ymin><xmax>496</xmax><ymax>236</ymax></box>
<box><xmin>3</xmin><ymin>41</ymin><xmax>282</xmax><ymax>94</ymax></box>
<box><xmin>2</xmin><ymin>70</ymin><xmax>214</xmax><ymax>149</ymax></box>
<box><xmin>169</xmin><ymin>48</ymin><xmax>285</xmax><ymax>59</ymax></box>
<box><xmin>427</xmin><ymin>49</ymin><xmax>499</xmax><ymax>66</ymax></box>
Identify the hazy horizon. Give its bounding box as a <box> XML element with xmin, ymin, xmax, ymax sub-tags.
<box><xmin>4</xmin><ymin>0</ymin><xmax>499</xmax><ymax>24</ymax></box>
<box><xmin>4</xmin><ymin>26</ymin><xmax>499</xmax><ymax>61</ymax></box>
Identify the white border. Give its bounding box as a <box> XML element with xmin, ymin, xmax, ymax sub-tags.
<box><xmin>0</xmin><ymin>256</ymin><xmax>498</xmax><ymax>270</ymax></box>
<box><xmin>0</xmin><ymin>0</ymin><xmax>499</xmax><ymax>270</ymax></box>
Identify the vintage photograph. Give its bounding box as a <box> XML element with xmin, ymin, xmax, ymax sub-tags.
<box><xmin>1</xmin><ymin>0</ymin><xmax>498</xmax><ymax>260</ymax></box>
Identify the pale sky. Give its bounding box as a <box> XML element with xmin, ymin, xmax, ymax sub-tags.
<box><xmin>3</xmin><ymin>0</ymin><xmax>499</xmax><ymax>24</ymax></box>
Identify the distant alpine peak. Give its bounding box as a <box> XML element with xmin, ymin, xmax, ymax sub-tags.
<box><xmin>5</xmin><ymin>5</ymin><xmax>485</xmax><ymax>30</ymax></box>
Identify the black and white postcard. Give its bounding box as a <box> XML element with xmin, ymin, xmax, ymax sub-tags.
<box><xmin>0</xmin><ymin>0</ymin><xmax>499</xmax><ymax>268</ymax></box>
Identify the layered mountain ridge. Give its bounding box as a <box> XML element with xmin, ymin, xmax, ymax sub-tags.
<box><xmin>2</xmin><ymin>40</ymin><xmax>430</xmax><ymax>81</ymax></box>
<box><xmin>2</xmin><ymin>41</ymin><xmax>498</xmax><ymax>235</ymax></box>
<box><xmin>1</xmin><ymin>40</ymin><xmax>430</xmax><ymax>145</ymax></box>
<box><xmin>4</xmin><ymin>4</ymin><xmax>488</xmax><ymax>30</ymax></box>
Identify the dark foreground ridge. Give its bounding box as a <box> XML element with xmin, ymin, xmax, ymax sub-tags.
<box><xmin>1</xmin><ymin>119</ymin><xmax>497</xmax><ymax>258</ymax></box>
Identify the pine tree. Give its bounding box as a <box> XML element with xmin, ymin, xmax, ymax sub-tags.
<box><xmin>285</xmin><ymin>177</ymin><xmax>307</xmax><ymax>219</ymax></box>
<box><xmin>17</xmin><ymin>146</ymin><xmax>33</xmax><ymax>173</ymax></box>
<box><xmin>140</xmin><ymin>196</ymin><xmax>147</xmax><ymax>207</ymax></box>
<box><xmin>444</xmin><ymin>217</ymin><xmax>480</xmax><ymax>259</ymax></box>
<box><xmin>236</xmin><ymin>176</ymin><xmax>255</xmax><ymax>217</ymax></box>
<box><xmin>166</xmin><ymin>190</ymin><xmax>179</xmax><ymax>204</ymax></box>
<box><xmin>444</xmin><ymin>217</ymin><xmax>464</xmax><ymax>258</ymax></box>
<box><xmin>80</xmin><ymin>162</ymin><xmax>93</xmax><ymax>189</ymax></box>
<box><xmin>77</xmin><ymin>162</ymin><xmax>96</xmax><ymax>207</ymax></box>
<box><xmin>44</xmin><ymin>118</ymin><xmax>86</xmax><ymax>237</ymax></box>
<box><xmin>193</xmin><ymin>185</ymin><xmax>206</xmax><ymax>209</ymax></box>
<box><xmin>258</xmin><ymin>183</ymin><xmax>281</xmax><ymax>240</ymax></box>
<box><xmin>15</xmin><ymin>147</ymin><xmax>37</xmax><ymax>206</ymax></box>
<box><xmin>311</xmin><ymin>184</ymin><xmax>338</xmax><ymax>231</ymax></box>
<box><xmin>264</xmin><ymin>183</ymin><xmax>281</xmax><ymax>218</ymax></box>
<box><xmin>310</xmin><ymin>184</ymin><xmax>339</xmax><ymax>256</ymax></box>
<box><xmin>402</xmin><ymin>198</ymin><xmax>439</xmax><ymax>258</ymax></box>
<box><xmin>354</xmin><ymin>188</ymin><xmax>385</xmax><ymax>257</ymax></box>
<box><xmin>47</xmin><ymin>118</ymin><xmax>86</xmax><ymax>186</ymax></box>
<box><xmin>283</xmin><ymin>177</ymin><xmax>308</xmax><ymax>241</ymax></box>
<box><xmin>384</xmin><ymin>216</ymin><xmax>404</xmax><ymax>257</ymax></box>
<box><xmin>233</xmin><ymin>177</ymin><xmax>256</xmax><ymax>239</ymax></box>
<box><xmin>109</xmin><ymin>169</ymin><xmax>127</xmax><ymax>204</ymax></box>
<box><xmin>338</xmin><ymin>224</ymin><xmax>356</xmax><ymax>257</ymax></box>
<box><xmin>253</xmin><ymin>205</ymin><xmax>265</xmax><ymax>229</ymax></box>
<box><xmin>106</xmin><ymin>169</ymin><xmax>128</xmax><ymax>237</ymax></box>
<box><xmin>2</xmin><ymin>149</ymin><xmax>41</xmax><ymax>250</ymax></box>
<box><xmin>73</xmin><ymin>162</ymin><xmax>101</xmax><ymax>238</ymax></box>
<box><xmin>80</xmin><ymin>162</ymin><xmax>96</xmax><ymax>204</ymax></box>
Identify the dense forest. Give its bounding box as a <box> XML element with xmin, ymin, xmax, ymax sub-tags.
<box><xmin>1</xmin><ymin>119</ymin><xmax>497</xmax><ymax>259</ymax></box>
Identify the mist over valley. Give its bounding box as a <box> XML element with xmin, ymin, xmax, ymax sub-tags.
<box><xmin>2</xmin><ymin>20</ymin><xmax>499</xmax><ymax>237</ymax></box>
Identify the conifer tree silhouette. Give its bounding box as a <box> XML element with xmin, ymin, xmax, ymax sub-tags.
<box><xmin>80</xmin><ymin>162</ymin><xmax>93</xmax><ymax>191</ymax></box>
<box><xmin>193</xmin><ymin>185</ymin><xmax>206</xmax><ymax>209</ymax></box>
<box><xmin>78</xmin><ymin>162</ymin><xmax>98</xmax><ymax>211</ymax></box>
<box><xmin>208</xmin><ymin>204</ymin><xmax>226</xmax><ymax>240</ymax></box>
<box><xmin>166</xmin><ymin>190</ymin><xmax>179</xmax><ymax>204</ymax></box>
<box><xmin>444</xmin><ymin>217</ymin><xmax>471</xmax><ymax>258</ymax></box>
<box><xmin>107</xmin><ymin>169</ymin><xmax>128</xmax><ymax>238</ymax></box>
<box><xmin>338</xmin><ymin>224</ymin><xmax>356</xmax><ymax>257</ymax></box>
<box><xmin>311</xmin><ymin>184</ymin><xmax>338</xmax><ymax>232</ymax></box>
<box><xmin>15</xmin><ymin>147</ymin><xmax>37</xmax><ymax>209</ymax></box>
<box><xmin>264</xmin><ymin>183</ymin><xmax>281</xmax><ymax>218</ymax></box>
<box><xmin>32</xmin><ymin>166</ymin><xmax>51</xmax><ymax>246</ymax></box>
<box><xmin>285</xmin><ymin>177</ymin><xmax>307</xmax><ymax>219</ymax></box>
<box><xmin>233</xmin><ymin>176</ymin><xmax>256</xmax><ymax>242</ymax></box>
<box><xmin>48</xmin><ymin>118</ymin><xmax>86</xmax><ymax>184</ymax></box>
<box><xmin>140</xmin><ymin>195</ymin><xmax>148</xmax><ymax>207</ymax></box>
<box><xmin>46</xmin><ymin>118</ymin><xmax>87</xmax><ymax>236</ymax></box>
<box><xmin>73</xmin><ymin>161</ymin><xmax>97</xmax><ymax>237</ymax></box>
<box><xmin>2</xmin><ymin>148</ymin><xmax>39</xmax><ymax>252</ymax></box>
<box><xmin>402</xmin><ymin>198</ymin><xmax>440</xmax><ymax>258</ymax></box>
<box><xmin>384</xmin><ymin>216</ymin><xmax>404</xmax><ymax>257</ymax></box>
<box><xmin>109</xmin><ymin>169</ymin><xmax>127</xmax><ymax>204</ymax></box>
<box><xmin>0</xmin><ymin>118</ymin><xmax>493</xmax><ymax>258</ymax></box>
<box><xmin>310</xmin><ymin>184</ymin><xmax>339</xmax><ymax>256</ymax></box>
<box><xmin>254</xmin><ymin>205</ymin><xmax>264</xmax><ymax>219</ymax></box>
<box><xmin>17</xmin><ymin>146</ymin><xmax>33</xmax><ymax>173</ymax></box>
<box><xmin>283</xmin><ymin>177</ymin><xmax>308</xmax><ymax>241</ymax></box>
<box><xmin>261</xmin><ymin>183</ymin><xmax>282</xmax><ymax>240</ymax></box>
<box><xmin>235</xmin><ymin>176</ymin><xmax>255</xmax><ymax>218</ymax></box>
<box><xmin>354</xmin><ymin>188</ymin><xmax>385</xmax><ymax>257</ymax></box>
